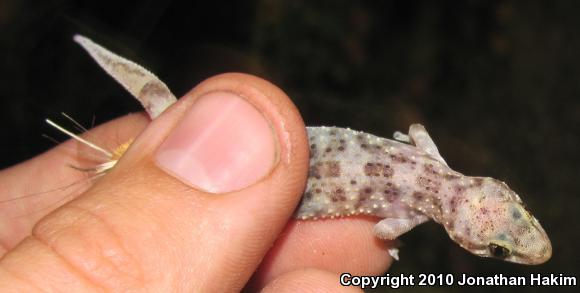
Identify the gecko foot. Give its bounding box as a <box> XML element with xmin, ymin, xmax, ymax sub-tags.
<box><xmin>393</xmin><ymin>131</ymin><xmax>411</xmax><ymax>143</ymax></box>
<box><xmin>388</xmin><ymin>248</ymin><xmax>400</xmax><ymax>261</ymax></box>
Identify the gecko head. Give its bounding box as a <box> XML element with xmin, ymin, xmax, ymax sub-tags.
<box><xmin>448</xmin><ymin>177</ymin><xmax>551</xmax><ymax>265</ymax></box>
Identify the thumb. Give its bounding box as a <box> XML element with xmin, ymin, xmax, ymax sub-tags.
<box><xmin>0</xmin><ymin>73</ymin><xmax>309</xmax><ymax>292</ymax></box>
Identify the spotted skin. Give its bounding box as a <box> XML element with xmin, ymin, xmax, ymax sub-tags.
<box><xmin>73</xmin><ymin>35</ymin><xmax>552</xmax><ymax>265</ymax></box>
<box><xmin>296</xmin><ymin>126</ymin><xmax>551</xmax><ymax>265</ymax></box>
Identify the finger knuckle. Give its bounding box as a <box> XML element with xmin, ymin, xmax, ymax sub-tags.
<box><xmin>33</xmin><ymin>205</ymin><xmax>146</xmax><ymax>291</ymax></box>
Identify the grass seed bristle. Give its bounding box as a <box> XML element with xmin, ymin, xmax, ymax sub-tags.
<box><xmin>45</xmin><ymin>118</ymin><xmax>113</xmax><ymax>158</ymax></box>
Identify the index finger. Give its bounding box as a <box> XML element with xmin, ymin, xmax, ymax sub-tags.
<box><xmin>250</xmin><ymin>217</ymin><xmax>394</xmax><ymax>290</ymax></box>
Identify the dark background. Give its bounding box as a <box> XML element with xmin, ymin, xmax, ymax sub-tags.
<box><xmin>0</xmin><ymin>1</ymin><xmax>578</xmax><ymax>292</ymax></box>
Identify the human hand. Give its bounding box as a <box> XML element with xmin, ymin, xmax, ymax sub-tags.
<box><xmin>0</xmin><ymin>73</ymin><xmax>392</xmax><ymax>291</ymax></box>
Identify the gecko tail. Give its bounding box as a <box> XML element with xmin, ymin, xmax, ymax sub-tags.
<box><xmin>73</xmin><ymin>34</ymin><xmax>177</xmax><ymax>119</ymax></box>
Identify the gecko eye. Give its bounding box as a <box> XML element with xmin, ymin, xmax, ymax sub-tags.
<box><xmin>488</xmin><ymin>243</ymin><xmax>510</xmax><ymax>258</ymax></box>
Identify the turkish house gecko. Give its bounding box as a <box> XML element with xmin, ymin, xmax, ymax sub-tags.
<box><xmin>64</xmin><ymin>35</ymin><xmax>551</xmax><ymax>265</ymax></box>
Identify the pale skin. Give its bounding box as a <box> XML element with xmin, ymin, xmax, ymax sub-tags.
<box><xmin>0</xmin><ymin>73</ymin><xmax>392</xmax><ymax>292</ymax></box>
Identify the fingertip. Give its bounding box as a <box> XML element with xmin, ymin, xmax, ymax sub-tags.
<box><xmin>142</xmin><ymin>72</ymin><xmax>311</xmax><ymax>289</ymax></box>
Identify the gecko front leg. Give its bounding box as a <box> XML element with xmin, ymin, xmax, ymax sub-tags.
<box><xmin>395</xmin><ymin>124</ymin><xmax>447</xmax><ymax>166</ymax></box>
<box><xmin>373</xmin><ymin>215</ymin><xmax>429</xmax><ymax>261</ymax></box>
<box><xmin>373</xmin><ymin>215</ymin><xmax>429</xmax><ymax>240</ymax></box>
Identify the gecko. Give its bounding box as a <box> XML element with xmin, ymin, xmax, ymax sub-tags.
<box><xmin>63</xmin><ymin>35</ymin><xmax>551</xmax><ymax>265</ymax></box>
